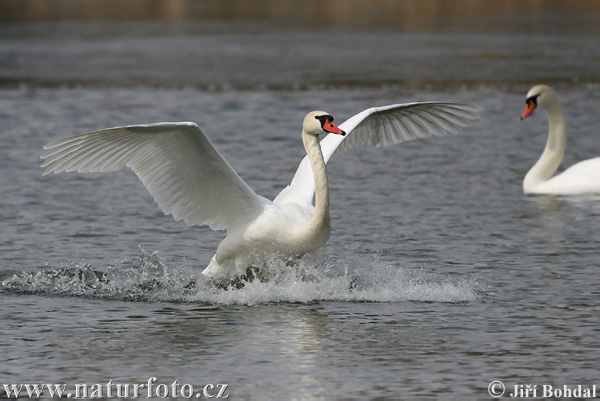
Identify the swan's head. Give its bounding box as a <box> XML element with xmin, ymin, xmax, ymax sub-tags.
<box><xmin>303</xmin><ymin>111</ymin><xmax>346</xmax><ymax>136</ymax></box>
<box><xmin>521</xmin><ymin>84</ymin><xmax>557</xmax><ymax>120</ymax></box>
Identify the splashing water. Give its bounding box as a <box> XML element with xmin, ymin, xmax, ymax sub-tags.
<box><xmin>1</xmin><ymin>249</ymin><xmax>480</xmax><ymax>305</ymax></box>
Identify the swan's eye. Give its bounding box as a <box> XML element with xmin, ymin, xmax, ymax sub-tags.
<box><xmin>526</xmin><ymin>94</ymin><xmax>539</xmax><ymax>106</ymax></box>
<box><xmin>315</xmin><ymin>114</ymin><xmax>334</xmax><ymax>129</ymax></box>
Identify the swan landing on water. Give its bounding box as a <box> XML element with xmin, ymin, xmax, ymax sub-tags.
<box><xmin>520</xmin><ymin>84</ymin><xmax>600</xmax><ymax>195</ymax></box>
<box><xmin>41</xmin><ymin>102</ymin><xmax>481</xmax><ymax>280</ymax></box>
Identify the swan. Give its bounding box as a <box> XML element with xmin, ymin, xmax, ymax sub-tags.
<box><xmin>521</xmin><ymin>84</ymin><xmax>600</xmax><ymax>195</ymax></box>
<box><xmin>41</xmin><ymin>102</ymin><xmax>481</xmax><ymax>280</ymax></box>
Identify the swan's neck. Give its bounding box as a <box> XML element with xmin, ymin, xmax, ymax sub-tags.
<box><xmin>302</xmin><ymin>132</ymin><xmax>330</xmax><ymax>232</ymax></box>
<box><xmin>523</xmin><ymin>101</ymin><xmax>567</xmax><ymax>192</ymax></box>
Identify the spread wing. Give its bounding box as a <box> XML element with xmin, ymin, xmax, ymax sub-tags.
<box><xmin>274</xmin><ymin>102</ymin><xmax>482</xmax><ymax>206</ymax></box>
<box><xmin>41</xmin><ymin>122</ymin><xmax>268</xmax><ymax>231</ymax></box>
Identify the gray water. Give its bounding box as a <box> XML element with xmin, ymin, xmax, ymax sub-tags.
<box><xmin>1</xmin><ymin>4</ymin><xmax>600</xmax><ymax>400</ymax></box>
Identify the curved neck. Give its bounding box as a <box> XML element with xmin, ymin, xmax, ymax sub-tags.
<box><xmin>523</xmin><ymin>101</ymin><xmax>567</xmax><ymax>192</ymax></box>
<box><xmin>302</xmin><ymin>132</ymin><xmax>330</xmax><ymax>230</ymax></box>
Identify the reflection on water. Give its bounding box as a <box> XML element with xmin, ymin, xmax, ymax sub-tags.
<box><xmin>525</xmin><ymin>194</ymin><xmax>600</xmax><ymax>228</ymax></box>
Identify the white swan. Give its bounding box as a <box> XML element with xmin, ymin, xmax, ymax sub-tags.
<box><xmin>41</xmin><ymin>102</ymin><xmax>480</xmax><ymax>279</ymax></box>
<box><xmin>521</xmin><ymin>84</ymin><xmax>600</xmax><ymax>195</ymax></box>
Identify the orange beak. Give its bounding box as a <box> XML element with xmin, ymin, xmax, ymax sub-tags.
<box><xmin>323</xmin><ymin>119</ymin><xmax>346</xmax><ymax>136</ymax></box>
<box><xmin>521</xmin><ymin>100</ymin><xmax>537</xmax><ymax>120</ymax></box>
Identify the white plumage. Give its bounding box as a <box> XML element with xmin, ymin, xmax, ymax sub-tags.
<box><xmin>275</xmin><ymin>103</ymin><xmax>479</xmax><ymax>206</ymax></box>
<box><xmin>521</xmin><ymin>85</ymin><xmax>600</xmax><ymax>195</ymax></box>
<box><xmin>41</xmin><ymin>102</ymin><xmax>481</xmax><ymax>279</ymax></box>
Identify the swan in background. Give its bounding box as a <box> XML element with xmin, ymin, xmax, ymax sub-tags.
<box><xmin>521</xmin><ymin>84</ymin><xmax>600</xmax><ymax>195</ymax></box>
<box><xmin>41</xmin><ymin>102</ymin><xmax>480</xmax><ymax>280</ymax></box>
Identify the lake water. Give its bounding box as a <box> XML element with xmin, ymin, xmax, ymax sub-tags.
<box><xmin>1</xmin><ymin>3</ymin><xmax>600</xmax><ymax>400</ymax></box>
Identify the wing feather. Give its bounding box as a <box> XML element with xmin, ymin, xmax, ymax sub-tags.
<box><xmin>41</xmin><ymin>122</ymin><xmax>267</xmax><ymax>230</ymax></box>
<box><xmin>274</xmin><ymin>102</ymin><xmax>482</xmax><ymax>205</ymax></box>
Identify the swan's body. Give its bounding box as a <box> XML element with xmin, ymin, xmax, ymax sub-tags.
<box><xmin>41</xmin><ymin>102</ymin><xmax>480</xmax><ymax>279</ymax></box>
<box><xmin>521</xmin><ymin>85</ymin><xmax>600</xmax><ymax>195</ymax></box>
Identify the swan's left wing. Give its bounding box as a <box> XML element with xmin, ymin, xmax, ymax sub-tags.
<box><xmin>274</xmin><ymin>102</ymin><xmax>482</xmax><ymax>205</ymax></box>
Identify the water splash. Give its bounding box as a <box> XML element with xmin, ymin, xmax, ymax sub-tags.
<box><xmin>1</xmin><ymin>249</ymin><xmax>480</xmax><ymax>305</ymax></box>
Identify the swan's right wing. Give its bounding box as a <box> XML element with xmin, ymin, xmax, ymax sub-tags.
<box><xmin>41</xmin><ymin>122</ymin><xmax>267</xmax><ymax>231</ymax></box>
<box><xmin>275</xmin><ymin>102</ymin><xmax>481</xmax><ymax>205</ymax></box>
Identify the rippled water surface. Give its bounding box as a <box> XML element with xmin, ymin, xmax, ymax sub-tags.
<box><xmin>1</xmin><ymin>4</ymin><xmax>600</xmax><ymax>400</ymax></box>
